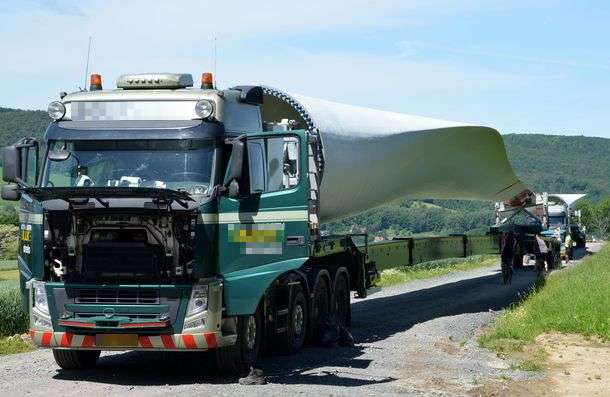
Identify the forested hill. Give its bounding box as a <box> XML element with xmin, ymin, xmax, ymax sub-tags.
<box><xmin>0</xmin><ymin>107</ymin><xmax>608</xmax><ymax>235</ymax></box>
<box><xmin>503</xmin><ymin>134</ymin><xmax>609</xmax><ymax>201</ymax></box>
<box><xmin>0</xmin><ymin>108</ymin><xmax>47</xmax><ymax>147</ymax></box>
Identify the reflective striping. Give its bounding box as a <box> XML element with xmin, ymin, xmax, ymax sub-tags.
<box><xmin>204</xmin><ymin>333</ymin><xmax>218</xmax><ymax>348</ymax></box>
<box><xmin>60</xmin><ymin>333</ymin><xmax>73</xmax><ymax>347</ymax></box>
<box><xmin>200</xmin><ymin>210</ymin><xmax>308</xmax><ymax>224</ymax></box>
<box><xmin>160</xmin><ymin>334</ymin><xmax>176</xmax><ymax>349</ymax></box>
<box><xmin>18</xmin><ymin>257</ymin><xmax>32</xmax><ymax>280</ymax></box>
<box><xmin>182</xmin><ymin>334</ymin><xmax>197</xmax><ymax>349</ymax></box>
<box><xmin>82</xmin><ymin>335</ymin><xmax>95</xmax><ymax>347</ymax></box>
<box><xmin>148</xmin><ymin>335</ymin><xmax>164</xmax><ymax>348</ymax></box>
<box><xmin>72</xmin><ymin>334</ymin><xmax>85</xmax><ymax>347</ymax></box>
<box><xmin>138</xmin><ymin>336</ymin><xmax>153</xmax><ymax>348</ymax></box>
<box><xmin>40</xmin><ymin>332</ymin><xmax>52</xmax><ymax>347</ymax></box>
<box><xmin>194</xmin><ymin>334</ymin><xmax>206</xmax><ymax>348</ymax></box>
<box><xmin>30</xmin><ymin>330</ymin><xmax>224</xmax><ymax>350</ymax></box>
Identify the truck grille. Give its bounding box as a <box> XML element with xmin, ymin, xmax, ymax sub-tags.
<box><xmin>74</xmin><ymin>312</ymin><xmax>158</xmax><ymax>321</ymax></box>
<box><xmin>75</xmin><ymin>288</ymin><xmax>160</xmax><ymax>305</ymax></box>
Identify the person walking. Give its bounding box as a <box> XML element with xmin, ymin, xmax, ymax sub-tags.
<box><xmin>534</xmin><ymin>234</ymin><xmax>549</xmax><ymax>274</ymax></box>
<box><xmin>500</xmin><ymin>231</ymin><xmax>516</xmax><ymax>284</ymax></box>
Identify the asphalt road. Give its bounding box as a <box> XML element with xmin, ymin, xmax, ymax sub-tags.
<box><xmin>0</xmin><ymin>244</ymin><xmax>601</xmax><ymax>396</ymax></box>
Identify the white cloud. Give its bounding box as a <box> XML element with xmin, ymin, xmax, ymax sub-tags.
<box><xmin>3</xmin><ymin>0</ymin><xmax>607</xmax><ymax>138</ymax></box>
<box><xmin>0</xmin><ymin>0</ymin><xmax>504</xmax><ymax>108</ymax></box>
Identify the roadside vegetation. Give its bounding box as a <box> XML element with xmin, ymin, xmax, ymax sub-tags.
<box><xmin>378</xmin><ymin>255</ymin><xmax>499</xmax><ymax>287</ymax></box>
<box><xmin>0</xmin><ymin>259</ymin><xmax>32</xmax><ymax>355</ymax></box>
<box><xmin>479</xmin><ymin>243</ymin><xmax>610</xmax><ymax>369</ymax></box>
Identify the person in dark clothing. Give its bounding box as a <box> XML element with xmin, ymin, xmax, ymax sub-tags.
<box><xmin>534</xmin><ymin>234</ymin><xmax>549</xmax><ymax>274</ymax></box>
<box><xmin>500</xmin><ymin>231</ymin><xmax>517</xmax><ymax>284</ymax></box>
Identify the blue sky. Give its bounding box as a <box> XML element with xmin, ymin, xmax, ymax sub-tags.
<box><xmin>1</xmin><ymin>0</ymin><xmax>610</xmax><ymax>137</ymax></box>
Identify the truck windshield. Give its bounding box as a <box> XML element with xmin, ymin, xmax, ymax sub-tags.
<box><xmin>548</xmin><ymin>215</ymin><xmax>565</xmax><ymax>227</ymax></box>
<box><xmin>43</xmin><ymin>139</ymin><xmax>215</xmax><ymax>195</ymax></box>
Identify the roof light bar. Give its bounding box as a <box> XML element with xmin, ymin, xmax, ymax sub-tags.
<box><xmin>117</xmin><ymin>73</ymin><xmax>194</xmax><ymax>89</ymax></box>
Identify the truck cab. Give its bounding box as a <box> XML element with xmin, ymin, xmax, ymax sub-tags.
<box><xmin>3</xmin><ymin>73</ymin><xmax>373</xmax><ymax>373</ymax></box>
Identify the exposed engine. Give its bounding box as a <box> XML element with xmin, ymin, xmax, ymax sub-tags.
<box><xmin>43</xmin><ymin>209</ymin><xmax>197</xmax><ymax>283</ymax></box>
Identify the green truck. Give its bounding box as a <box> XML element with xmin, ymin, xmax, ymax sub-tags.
<box><xmin>1</xmin><ymin>72</ymin><xmax>528</xmax><ymax>374</ymax></box>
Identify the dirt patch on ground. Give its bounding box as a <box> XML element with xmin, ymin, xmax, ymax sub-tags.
<box><xmin>471</xmin><ymin>333</ymin><xmax>610</xmax><ymax>396</ymax></box>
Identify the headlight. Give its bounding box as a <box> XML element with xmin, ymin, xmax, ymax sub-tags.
<box><xmin>186</xmin><ymin>284</ymin><xmax>208</xmax><ymax>317</ymax></box>
<box><xmin>194</xmin><ymin>100</ymin><xmax>214</xmax><ymax>119</ymax></box>
<box><xmin>33</xmin><ymin>281</ymin><xmax>49</xmax><ymax>315</ymax></box>
<box><xmin>47</xmin><ymin>101</ymin><xmax>66</xmax><ymax>121</ymax></box>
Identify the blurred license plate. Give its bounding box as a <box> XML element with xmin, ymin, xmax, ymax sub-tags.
<box><xmin>96</xmin><ymin>334</ymin><xmax>138</xmax><ymax>347</ymax></box>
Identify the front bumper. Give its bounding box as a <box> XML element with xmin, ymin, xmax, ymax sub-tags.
<box><xmin>27</xmin><ymin>279</ymin><xmax>229</xmax><ymax>351</ymax></box>
<box><xmin>29</xmin><ymin>329</ymin><xmax>236</xmax><ymax>351</ymax></box>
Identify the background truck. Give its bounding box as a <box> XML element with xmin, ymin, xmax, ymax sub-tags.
<box><xmin>540</xmin><ymin>194</ymin><xmax>587</xmax><ymax>248</ymax></box>
<box><xmin>490</xmin><ymin>193</ymin><xmax>571</xmax><ymax>268</ymax></box>
<box><xmin>2</xmin><ymin>72</ymin><xmax>529</xmax><ymax>374</ymax></box>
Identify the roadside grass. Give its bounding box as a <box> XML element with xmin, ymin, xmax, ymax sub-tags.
<box><xmin>0</xmin><ymin>268</ymin><xmax>19</xmax><ymax>281</ymax></box>
<box><xmin>0</xmin><ymin>259</ymin><xmax>17</xmax><ymax>270</ymax></box>
<box><xmin>378</xmin><ymin>255</ymin><xmax>499</xmax><ymax>287</ymax></box>
<box><xmin>0</xmin><ymin>335</ymin><xmax>34</xmax><ymax>355</ymax></box>
<box><xmin>0</xmin><ymin>278</ymin><xmax>30</xmax><ymax>353</ymax></box>
<box><xmin>479</xmin><ymin>243</ymin><xmax>610</xmax><ymax>370</ymax></box>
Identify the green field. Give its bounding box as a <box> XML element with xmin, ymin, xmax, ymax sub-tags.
<box><xmin>480</xmin><ymin>244</ymin><xmax>610</xmax><ymax>355</ymax></box>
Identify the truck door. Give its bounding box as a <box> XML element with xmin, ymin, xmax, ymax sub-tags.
<box><xmin>218</xmin><ymin>132</ymin><xmax>309</xmax><ymax>308</ymax></box>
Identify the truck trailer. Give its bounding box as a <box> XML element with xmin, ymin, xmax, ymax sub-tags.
<box><xmin>2</xmin><ymin>72</ymin><xmax>529</xmax><ymax>373</ymax></box>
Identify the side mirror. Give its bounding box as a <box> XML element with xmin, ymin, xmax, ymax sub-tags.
<box><xmin>226</xmin><ymin>135</ymin><xmax>248</xmax><ymax>199</ymax></box>
<box><xmin>229</xmin><ymin>138</ymin><xmax>245</xmax><ymax>182</ymax></box>
<box><xmin>2</xmin><ymin>146</ymin><xmax>21</xmax><ymax>183</ymax></box>
<box><xmin>1</xmin><ymin>183</ymin><xmax>21</xmax><ymax>201</ymax></box>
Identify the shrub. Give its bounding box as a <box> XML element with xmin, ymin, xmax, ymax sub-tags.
<box><xmin>0</xmin><ymin>224</ymin><xmax>19</xmax><ymax>260</ymax></box>
<box><xmin>0</xmin><ymin>282</ymin><xmax>28</xmax><ymax>336</ymax></box>
<box><xmin>0</xmin><ymin>206</ymin><xmax>19</xmax><ymax>226</ymax></box>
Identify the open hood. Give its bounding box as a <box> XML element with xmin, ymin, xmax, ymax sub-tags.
<box><xmin>22</xmin><ymin>187</ymin><xmax>193</xmax><ymax>203</ymax></box>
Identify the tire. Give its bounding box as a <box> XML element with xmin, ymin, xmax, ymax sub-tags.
<box><xmin>310</xmin><ymin>278</ymin><xmax>330</xmax><ymax>342</ymax></box>
<box><xmin>216</xmin><ymin>305</ymin><xmax>262</xmax><ymax>375</ymax></box>
<box><xmin>52</xmin><ymin>349</ymin><xmax>100</xmax><ymax>369</ymax></box>
<box><xmin>333</xmin><ymin>273</ymin><xmax>351</xmax><ymax>327</ymax></box>
<box><xmin>276</xmin><ymin>284</ymin><xmax>307</xmax><ymax>355</ymax></box>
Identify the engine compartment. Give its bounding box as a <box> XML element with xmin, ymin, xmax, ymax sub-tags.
<box><xmin>43</xmin><ymin>209</ymin><xmax>197</xmax><ymax>283</ymax></box>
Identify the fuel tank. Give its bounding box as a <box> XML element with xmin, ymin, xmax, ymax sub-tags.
<box><xmin>261</xmin><ymin>87</ymin><xmax>529</xmax><ymax>222</ymax></box>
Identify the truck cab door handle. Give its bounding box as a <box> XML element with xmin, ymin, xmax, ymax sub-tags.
<box><xmin>286</xmin><ymin>235</ymin><xmax>305</xmax><ymax>246</ymax></box>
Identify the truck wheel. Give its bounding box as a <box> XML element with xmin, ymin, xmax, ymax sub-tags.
<box><xmin>277</xmin><ymin>284</ymin><xmax>307</xmax><ymax>355</ymax></box>
<box><xmin>52</xmin><ymin>349</ymin><xmax>100</xmax><ymax>369</ymax></box>
<box><xmin>310</xmin><ymin>278</ymin><xmax>330</xmax><ymax>341</ymax></box>
<box><xmin>333</xmin><ymin>274</ymin><xmax>351</xmax><ymax>327</ymax></box>
<box><xmin>216</xmin><ymin>305</ymin><xmax>262</xmax><ymax>375</ymax></box>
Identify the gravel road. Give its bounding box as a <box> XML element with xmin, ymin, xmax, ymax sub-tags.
<box><xmin>1</xmin><ymin>244</ymin><xmax>601</xmax><ymax>396</ymax></box>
